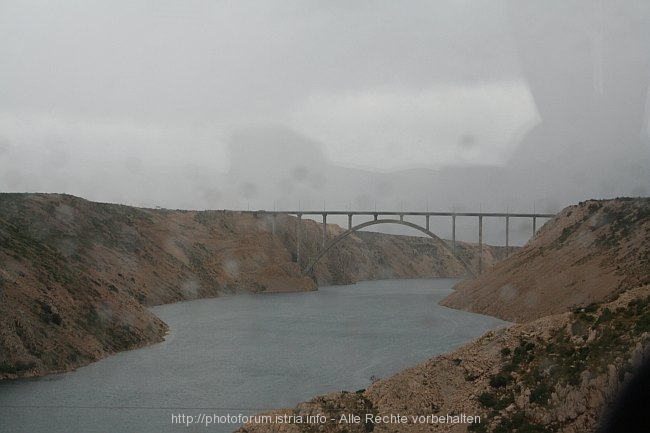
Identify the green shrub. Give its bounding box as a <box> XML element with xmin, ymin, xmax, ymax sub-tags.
<box><xmin>0</xmin><ymin>361</ymin><xmax>15</xmax><ymax>374</ymax></box>
<box><xmin>494</xmin><ymin>392</ymin><xmax>514</xmax><ymax>410</ymax></box>
<box><xmin>637</xmin><ymin>313</ymin><xmax>650</xmax><ymax>332</ymax></box>
<box><xmin>0</xmin><ymin>360</ymin><xmax>36</xmax><ymax>374</ymax></box>
<box><xmin>595</xmin><ymin>308</ymin><xmax>614</xmax><ymax>325</ymax></box>
<box><xmin>478</xmin><ymin>392</ymin><xmax>497</xmax><ymax>408</ymax></box>
<box><xmin>468</xmin><ymin>420</ymin><xmax>487</xmax><ymax>433</ymax></box>
<box><xmin>529</xmin><ymin>383</ymin><xmax>552</xmax><ymax>405</ymax></box>
<box><xmin>489</xmin><ymin>373</ymin><xmax>511</xmax><ymax>389</ymax></box>
<box><xmin>513</xmin><ymin>340</ymin><xmax>535</xmax><ymax>364</ymax></box>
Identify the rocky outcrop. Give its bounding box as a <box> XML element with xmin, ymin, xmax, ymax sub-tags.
<box><xmin>0</xmin><ymin>193</ymin><xmax>505</xmax><ymax>379</ymax></box>
<box><xmin>441</xmin><ymin>198</ymin><xmax>650</xmax><ymax>322</ymax></box>
<box><xmin>236</xmin><ymin>285</ymin><xmax>650</xmax><ymax>433</ymax></box>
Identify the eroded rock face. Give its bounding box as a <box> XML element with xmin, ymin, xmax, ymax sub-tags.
<box><xmin>441</xmin><ymin>198</ymin><xmax>650</xmax><ymax>322</ymax></box>
<box><xmin>0</xmin><ymin>193</ymin><xmax>500</xmax><ymax>379</ymax></box>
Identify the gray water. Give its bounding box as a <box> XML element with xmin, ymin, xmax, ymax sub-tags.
<box><xmin>0</xmin><ymin>279</ymin><xmax>508</xmax><ymax>433</ymax></box>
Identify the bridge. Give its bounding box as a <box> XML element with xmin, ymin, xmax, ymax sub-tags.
<box><xmin>241</xmin><ymin>210</ymin><xmax>555</xmax><ymax>276</ymax></box>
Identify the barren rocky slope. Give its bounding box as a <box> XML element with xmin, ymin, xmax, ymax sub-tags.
<box><xmin>237</xmin><ymin>286</ymin><xmax>650</xmax><ymax>433</ymax></box>
<box><xmin>441</xmin><ymin>198</ymin><xmax>650</xmax><ymax>322</ymax></box>
<box><xmin>235</xmin><ymin>198</ymin><xmax>650</xmax><ymax>433</ymax></box>
<box><xmin>0</xmin><ymin>193</ymin><xmax>504</xmax><ymax>379</ymax></box>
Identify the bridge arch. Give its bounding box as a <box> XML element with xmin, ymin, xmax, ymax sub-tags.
<box><xmin>302</xmin><ymin>219</ymin><xmax>476</xmax><ymax>277</ymax></box>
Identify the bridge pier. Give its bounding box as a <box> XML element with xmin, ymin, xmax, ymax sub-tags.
<box><xmin>322</xmin><ymin>213</ymin><xmax>327</xmax><ymax>247</ymax></box>
<box><xmin>426</xmin><ymin>215</ymin><xmax>430</xmax><ymax>231</ymax></box>
<box><xmin>348</xmin><ymin>214</ymin><xmax>353</xmax><ymax>230</ymax></box>
<box><xmin>296</xmin><ymin>214</ymin><xmax>302</xmax><ymax>265</ymax></box>
<box><xmin>533</xmin><ymin>217</ymin><xmax>537</xmax><ymax>236</ymax></box>
<box><xmin>373</xmin><ymin>213</ymin><xmax>378</xmax><ymax>221</ymax></box>
<box><xmin>505</xmin><ymin>216</ymin><xmax>509</xmax><ymax>257</ymax></box>
<box><xmin>478</xmin><ymin>215</ymin><xmax>483</xmax><ymax>275</ymax></box>
<box><xmin>399</xmin><ymin>214</ymin><xmax>404</xmax><ymax>222</ymax></box>
<box><xmin>452</xmin><ymin>215</ymin><xmax>456</xmax><ymax>256</ymax></box>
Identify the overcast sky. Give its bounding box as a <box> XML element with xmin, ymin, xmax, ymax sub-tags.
<box><xmin>0</xmin><ymin>2</ymin><xmax>530</xmax><ymax>170</ymax></box>
<box><xmin>1</xmin><ymin>1</ymin><xmax>649</xmax><ymax>229</ymax></box>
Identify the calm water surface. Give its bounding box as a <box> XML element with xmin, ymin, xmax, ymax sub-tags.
<box><xmin>0</xmin><ymin>279</ymin><xmax>508</xmax><ymax>433</ymax></box>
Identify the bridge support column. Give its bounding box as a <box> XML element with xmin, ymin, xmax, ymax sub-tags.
<box><xmin>478</xmin><ymin>215</ymin><xmax>483</xmax><ymax>275</ymax></box>
<box><xmin>374</xmin><ymin>213</ymin><xmax>378</xmax><ymax>221</ymax></box>
<box><xmin>426</xmin><ymin>215</ymin><xmax>430</xmax><ymax>231</ymax></box>
<box><xmin>533</xmin><ymin>217</ymin><xmax>537</xmax><ymax>236</ymax></box>
<box><xmin>348</xmin><ymin>214</ymin><xmax>352</xmax><ymax>230</ymax></box>
<box><xmin>452</xmin><ymin>215</ymin><xmax>456</xmax><ymax>256</ymax></box>
<box><xmin>505</xmin><ymin>216</ymin><xmax>509</xmax><ymax>257</ymax></box>
<box><xmin>296</xmin><ymin>214</ymin><xmax>302</xmax><ymax>265</ymax></box>
<box><xmin>322</xmin><ymin>213</ymin><xmax>327</xmax><ymax>248</ymax></box>
<box><xmin>399</xmin><ymin>214</ymin><xmax>404</xmax><ymax>221</ymax></box>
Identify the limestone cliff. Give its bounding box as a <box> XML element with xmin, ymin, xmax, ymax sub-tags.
<box><xmin>441</xmin><ymin>198</ymin><xmax>650</xmax><ymax>322</ymax></box>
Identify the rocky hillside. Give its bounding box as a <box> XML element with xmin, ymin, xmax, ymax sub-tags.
<box><xmin>235</xmin><ymin>197</ymin><xmax>650</xmax><ymax>433</ymax></box>
<box><xmin>236</xmin><ymin>285</ymin><xmax>650</xmax><ymax>433</ymax></box>
<box><xmin>441</xmin><ymin>198</ymin><xmax>650</xmax><ymax>322</ymax></box>
<box><xmin>0</xmin><ymin>193</ymin><xmax>505</xmax><ymax>379</ymax></box>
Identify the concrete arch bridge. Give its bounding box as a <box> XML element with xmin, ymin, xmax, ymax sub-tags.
<box><xmin>241</xmin><ymin>210</ymin><xmax>555</xmax><ymax>276</ymax></box>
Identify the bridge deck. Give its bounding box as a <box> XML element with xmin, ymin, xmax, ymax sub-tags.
<box><xmin>240</xmin><ymin>210</ymin><xmax>556</xmax><ymax>218</ymax></box>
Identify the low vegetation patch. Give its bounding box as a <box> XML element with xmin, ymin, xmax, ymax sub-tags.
<box><xmin>475</xmin><ymin>291</ymin><xmax>650</xmax><ymax>433</ymax></box>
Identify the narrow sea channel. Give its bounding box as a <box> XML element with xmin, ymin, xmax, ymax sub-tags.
<box><xmin>0</xmin><ymin>279</ymin><xmax>509</xmax><ymax>433</ymax></box>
